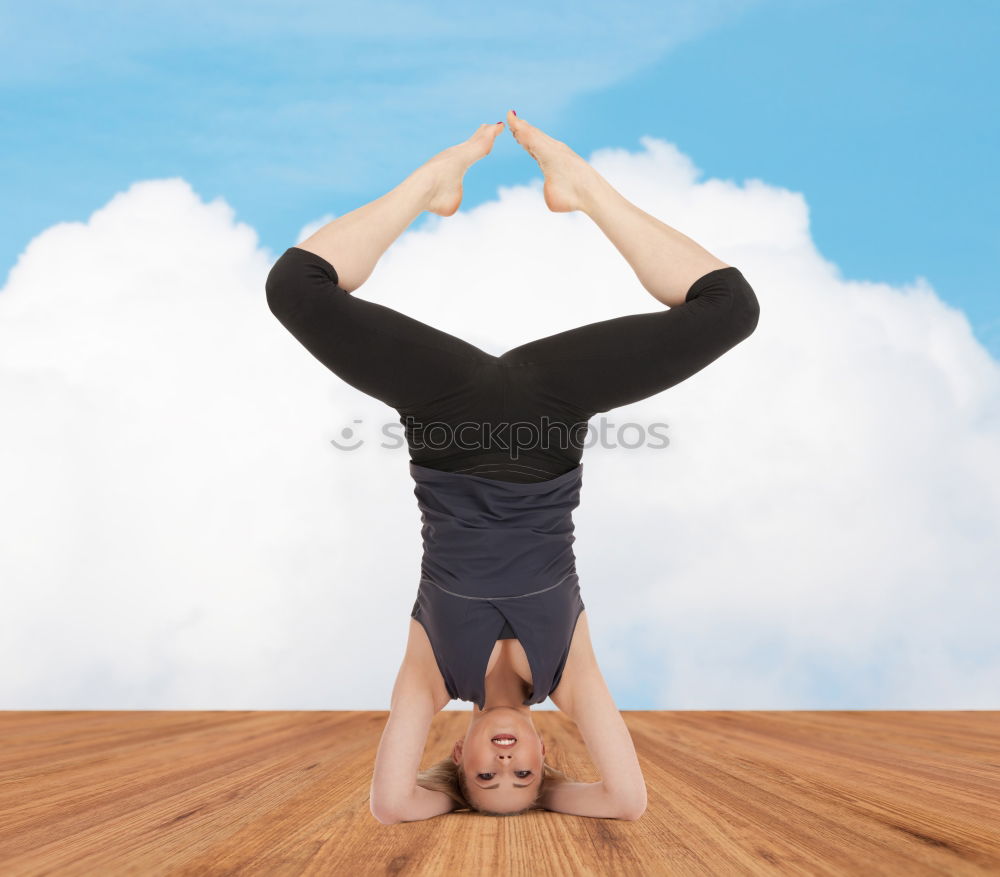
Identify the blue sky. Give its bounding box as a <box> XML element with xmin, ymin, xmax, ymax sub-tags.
<box><xmin>2</xmin><ymin>1</ymin><xmax>999</xmax><ymax>712</ymax></box>
<box><xmin>3</xmin><ymin>0</ymin><xmax>999</xmax><ymax>351</ymax></box>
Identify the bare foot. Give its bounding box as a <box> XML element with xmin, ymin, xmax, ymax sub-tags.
<box><xmin>504</xmin><ymin>109</ymin><xmax>598</xmax><ymax>213</ymax></box>
<box><xmin>419</xmin><ymin>122</ymin><xmax>505</xmax><ymax>217</ymax></box>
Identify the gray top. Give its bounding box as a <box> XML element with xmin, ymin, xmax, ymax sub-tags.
<box><xmin>409</xmin><ymin>461</ymin><xmax>586</xmax><ymax>710</ymax></box>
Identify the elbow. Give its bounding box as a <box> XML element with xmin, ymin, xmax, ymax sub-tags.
<box><xmin>612</xmin><ymin>784</ymin><xmax>648</xmax><ymax>821</ymax></box>
<box><xmin>622</xmin><ymin>795</ymin><xmax>648</xmax><ymax>820</ymax></box>
<box><xmin>617</xmin><ymin>799</ymin><xmax>647</xmax><ymax>821</ymax></box>
<box><xmin>370</xmin><ymin>801</ymin><xmax>403</xmax><ymax>826</ymax></box>
<box><xmin>620</xmin><ymin>776</ymin><xmax>648</xmax><ymax>821</ymax></box>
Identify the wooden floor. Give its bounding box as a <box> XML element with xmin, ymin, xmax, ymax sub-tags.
<box><xmin>1</xmin><ymin>711</ymin><xmax>997</xmax><ymax>875</ymax></box>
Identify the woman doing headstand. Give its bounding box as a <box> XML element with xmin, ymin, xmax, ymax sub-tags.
<box><xmin>265</xmin><ymin>109</ymin><xmax>760</xmax><ymax>822</ymax></box>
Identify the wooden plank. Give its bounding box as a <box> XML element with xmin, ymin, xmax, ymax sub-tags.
<box><xmin>0</xmin><ymin>711</ymin><xmax>996</xmax><ymax>875</ymax></box>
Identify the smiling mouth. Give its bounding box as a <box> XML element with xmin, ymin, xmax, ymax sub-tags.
<box><xmin>491</xmin><ymin>734</ymin><xmax>517</xmax><ymax>746</ymax></box>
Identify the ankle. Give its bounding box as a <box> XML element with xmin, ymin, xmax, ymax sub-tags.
<box><xmin>401</xmin><ymin>165</ymin><xmax>438</xmax><ymax>214</ymax></box>
<box><xmin>578</xmin><ymin>167</ymin><xmax>614</xmax><ymax>217</ymax></box>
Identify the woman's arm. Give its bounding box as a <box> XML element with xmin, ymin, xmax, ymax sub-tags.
<box><xmin>369</xmin><ymin>680</ymin><xmax>458</xmax><ymax>824</ymax></box>
<box><xmin>538</xmin><ymin>779</ymin><xmax>644</xmax><ymax>821</ymax></box>
<box><xmin>546</xmin><ymin>616</ymin><xmax>647</xmax><ymax>819</ymax></box>
<box><xmin>369</xmin><ymin>624</ymin><xmax>456</xmax><ymax>824</ymax></box>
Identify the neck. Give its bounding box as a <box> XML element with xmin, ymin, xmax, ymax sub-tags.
<box><xmin>476</xmin><ymin>661</ymin><xmax>532</xmax><ymax>713</ymax></box>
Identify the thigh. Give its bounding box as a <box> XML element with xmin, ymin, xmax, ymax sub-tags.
<box><xmin>500</xmin><ymin>266</ymin><xmax>759</xmax><ymax>419</ymax></box>
<box><xmin>266</xmin><ymin>246</ymin><xmax>493</xmax><ymax>410</ymax></box>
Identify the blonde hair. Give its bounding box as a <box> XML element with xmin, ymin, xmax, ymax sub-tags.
<box><xmin>416</xmin><ymin>755</ymin><xmax>577</xmax><ymax>817</ymax></box>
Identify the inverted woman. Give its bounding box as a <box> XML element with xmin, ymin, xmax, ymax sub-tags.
<box><xmin>265</xmin><ymin>109</ymin><xmax>760</xmax><ymax>822</ymax></box>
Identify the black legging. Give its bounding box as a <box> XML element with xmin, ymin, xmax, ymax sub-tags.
<box><xmin>265</xmin><ymin>245</ymin><xmax>760</xmax><ymax>483</ymax></box>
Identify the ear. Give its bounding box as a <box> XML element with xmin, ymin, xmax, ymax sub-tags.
<box><xmin>451</xmin><ymin>738</ymin><xmax>463</xmax><ymax>764</ymax></box>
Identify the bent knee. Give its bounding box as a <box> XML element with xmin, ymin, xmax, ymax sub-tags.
<box><xmin>723</xmin><ymin>267</ymin><xmax>760</xmax><ymax>340</ymax></box>
<box><xmin>264</xmin><ymin>249</ymin><xmax>309</xmax><ymax>323</ymax></box>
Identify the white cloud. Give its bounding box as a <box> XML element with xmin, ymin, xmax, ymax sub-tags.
<box><xmin>1</xmin><ymin>136</ymin><xmax>998</xmax><ymax>710</ymax></box>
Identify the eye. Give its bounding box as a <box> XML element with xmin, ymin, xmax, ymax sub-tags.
<box><xmin>477</xmin><ymin>771</ymin><xmax>532</xmax><ymax>780</ymax></box>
